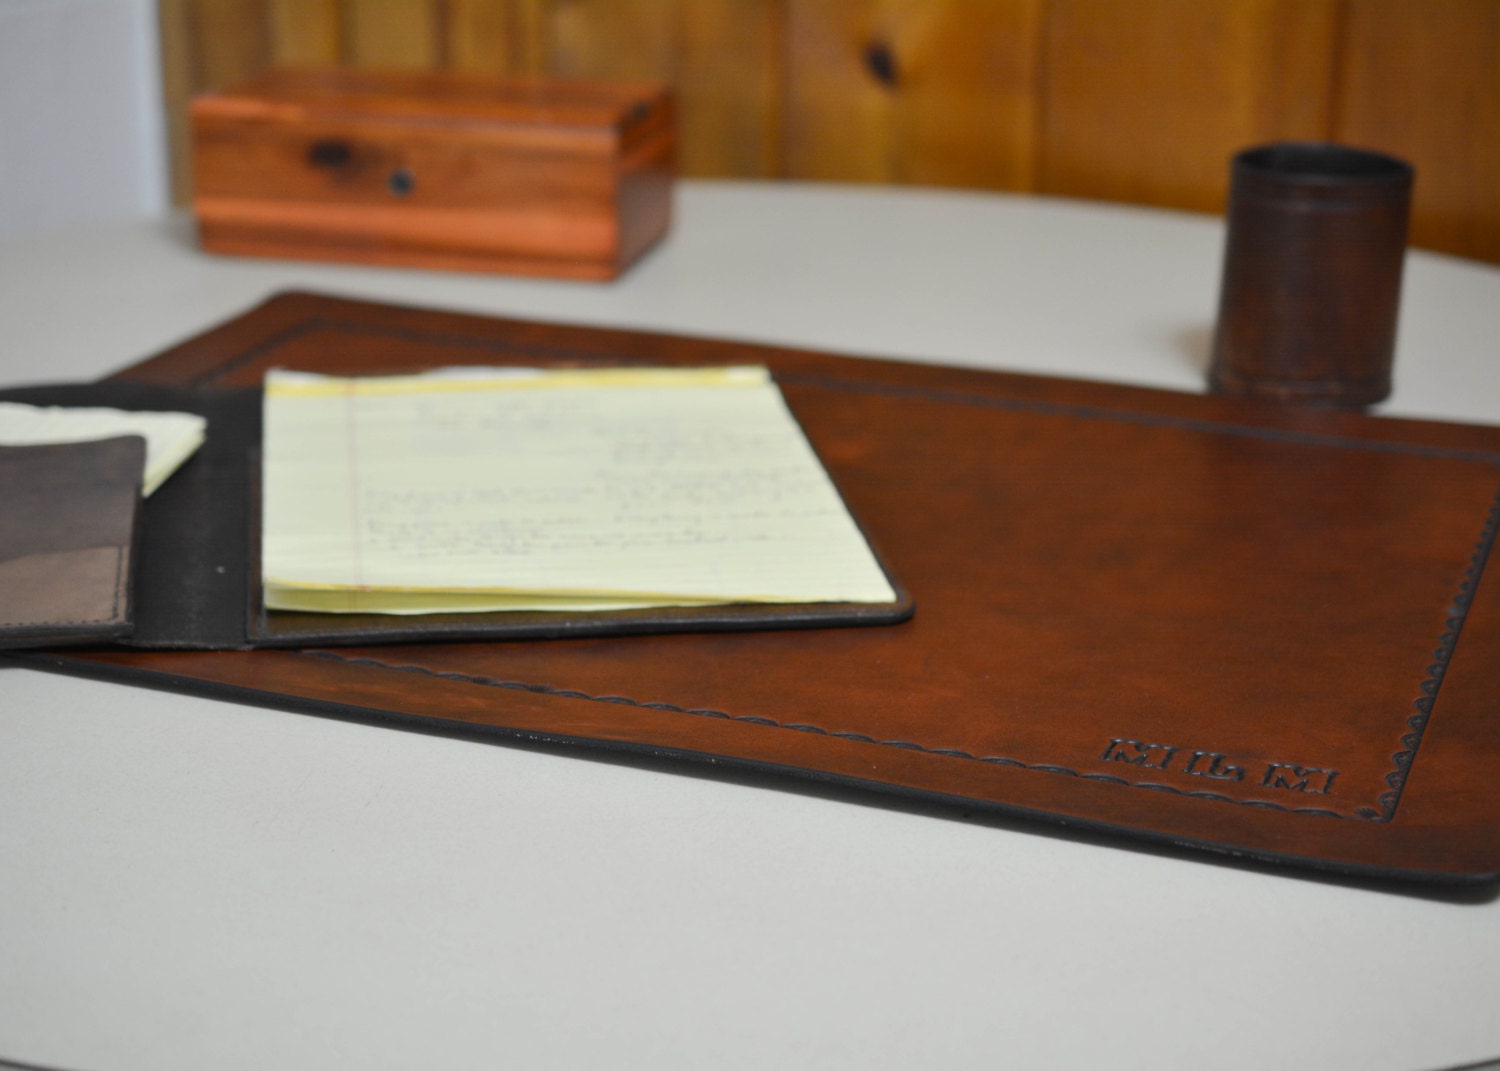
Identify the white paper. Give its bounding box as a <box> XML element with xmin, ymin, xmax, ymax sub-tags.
<box><xmin>0</xmin><ymin>401</ymin><xmax>206</xmax><ymax>495</ymax></box>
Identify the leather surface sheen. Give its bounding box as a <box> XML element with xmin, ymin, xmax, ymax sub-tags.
<box><xmin>16</xmin><ymin>292</ymin><xmax>1500</xmax><ymax>884</ymax></box>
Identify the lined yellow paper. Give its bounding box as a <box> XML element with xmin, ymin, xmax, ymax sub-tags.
<box><xmin>261</xmin><ymin>366</ymin><xmax>896</xmax><ymax>614</ymax></box>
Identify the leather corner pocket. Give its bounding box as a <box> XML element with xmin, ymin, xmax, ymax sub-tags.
<box><xmin>0</xmin><ymin>438</ymin><xmax>144</xmax><ymax>649</ymax></box>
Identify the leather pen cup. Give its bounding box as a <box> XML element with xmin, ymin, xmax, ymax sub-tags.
<box><xmin>1208</xmin><ymin>142</ymin><xmax>1414</xmax><ymax>408</ymax></box>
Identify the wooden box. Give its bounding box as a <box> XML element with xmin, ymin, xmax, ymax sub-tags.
<box><xmin>190</xmin><ymin>69</ymin><xmax>674</xmax><ymax>281</ymax></box>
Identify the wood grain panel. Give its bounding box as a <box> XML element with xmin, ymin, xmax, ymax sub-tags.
<box><xmin>269</xmin><ymin>0</ymin><xmax>342</xmax><ymax>65</ymax></box>
<box><xmin>153</xmin><ymin>0</ymin><xmax>1500</xmax><ymax>264</ymax></box>
<box><xmin>547</xmin><ymin>0</ymin><xmax>785</xmax><ymax>177</ymax></box>
<box><xmin>1038</xmin><ymin>0</ymin><xmax>1339</xmax><ymax>212</ymax></box>
<box><xmin>1335</xmin><ymin>0</ymin><xmax>1500</xmax><ymax>265</ymax></box>
<box><xmin>785</xmin><ymin>0</ymin><xmax>1043</xmax><ymax>188</ymax></box>
<box><xmin>162</xmin><ymin>0</ymin><xmax>275</xmax><ymax>202</ymax></box>
<box><xmin>673</xmin><ymin>0</ymin><xmax>786</xmax><ymax>177</ymax></box>
<box><xmin>447</xmin><ymin>0</ymin><xmax>548</xmax><ymax>74</ymax></box>
<box><xmin>188</xmin><ymin>0</ymin><xmax>273</xmax><ymax>92</ymax></box>
<box><xmin>345</xmin><ymin>0</ymin><xmax>446</xmax><ymax>68</ymax></box>
<box><xmin>158</xmin><ymin>0</ymin><xmax>197</xmax><ymax>204</ymax></box>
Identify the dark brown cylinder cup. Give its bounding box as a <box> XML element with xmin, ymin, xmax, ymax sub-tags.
<box><xmin>1208</xmin><ymin>142</ymin><xmax>1414</xmax><ymax>408</ymax></box>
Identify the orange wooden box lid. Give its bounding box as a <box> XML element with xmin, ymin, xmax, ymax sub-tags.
<box><xmin>192</xmin><ymin>68</ymin><xmax>672</xmax><ymax>153</ymax></box>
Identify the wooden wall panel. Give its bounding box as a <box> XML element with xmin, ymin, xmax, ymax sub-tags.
<box><xmin>1038</xmin><ymin>0</ymin><xmax>1340</xmax><ymax>212</ymax></box>
<box><xmin>446</xmin><ymin>0</ymin><xmax>547</xmax><ymax>75</ymax></box>
<box><xmin>1335</xmin><ymin>0</ymin><xmax>1500</xmax><ymax>265</ymax></box>
<box><xmin>155</xmin><ymin>0</ymin><xmax>1500</xmax><ymax>264</ymax></box>
<box><xmin>189</xmin><ymin>0</ymin><xmax>273</xmax><ymax>86</ymax></box>
<box><xmin>344</xmin><ymin>0</ymin><xmax>446</xmax><ymax>68</ymax></box>
<box><xmin>546</xmin><ymin>0</ymin><xmax>785</xmax><ymax>177</ymax></box>
<box><xmin>670</xmin><ymin>0</ymin><xmax>786</xmax><ymax>177</ymax></box>
<box><xmin>547</xmin><ymin>0</ymin><xmax>679</xmax><ymax>77</ymax></box>
<box><xmin>268</xmin><ymin>0</ymin><xmax>341</xmax><ymax>65</ymax></box>
<box><xmin>157</xmin><ymin>0</ymin><xmax>197</xmax><ymax>204</ymax></box>
<box><xmin>785</xmin><ymin>0</ymin><xmax>1043</xmax><ymax>188</ymax></box>
<box><xmin>161</xmin><ymin>0</ymin><xmax>273</xmax><ymax>202</ymax></box>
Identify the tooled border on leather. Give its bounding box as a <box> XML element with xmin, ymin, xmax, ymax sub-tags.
<box><xmin>188</xmin><ymin>317</ymin><xmax>677</xmax><ymax>390</ymax></box>
<box><xmin>204</xmin><ymin>314</ymin><xmax>1500</xmax><ymax>822</ymax></box>
<box><xmin>298</xmin><ymin>648</ymin><xmax>1348</xmax><ymax>819</ymax></box>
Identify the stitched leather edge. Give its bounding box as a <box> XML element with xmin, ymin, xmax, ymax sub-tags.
<box><xmin>299</xmin><ymin>648</ymin><xmax>1353</xmax><ymax>820</ymax></box>
<box><xmin>200</xmin><ymin>311</ymin><xmax>1500</xmax><ymax>824</ymax></box>
<box><xmin>200</xmin><ymin>317</ymin><xmax>1500</xmax><ymax>464</ymax></box>
<box><xmin>0</xmin><ymin>545</ymin><xmax>122</xmax><ymax>628</ymax></box>
<box><xmin>1367</xmin><ymin>481</ymin><xmax>1500</xmax><ymax>821</ymax></box>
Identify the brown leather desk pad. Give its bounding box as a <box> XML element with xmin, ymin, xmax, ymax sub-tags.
<box><xmin>17</xmin><ymin>292</ymin><xmax>1500</xmax><ymax>884</ymax></box>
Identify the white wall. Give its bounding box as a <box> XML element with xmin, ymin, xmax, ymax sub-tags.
<box><xmin>0</xmin><ymin>0</ymin><xmax>169</xmax><ymax>239</ymax></box>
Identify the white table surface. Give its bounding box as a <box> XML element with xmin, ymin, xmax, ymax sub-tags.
<box><xmin>2</xmin><ymin>181</ymin><xmax>1499</xmax><ymax>1071</ymax></box>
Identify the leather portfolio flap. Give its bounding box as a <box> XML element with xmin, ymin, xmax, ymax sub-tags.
<box><xmin>0</xmin><ymin>382</ymin><xmax>258</xmax><ymax>650</ymax></box>
<box><xmin>17</xmin><ymin>291</ymin><xmax>1500</xmax><ymax>884</ymax></box>
<box><xmin>0</xmin><ymin>365</ymin><xmax>910</xmax><ymax>651</ymax></box>
<box><xmin>0</xmin><ymin>437</ymin><xmax>143</xmax><ymax>649</ymax></box>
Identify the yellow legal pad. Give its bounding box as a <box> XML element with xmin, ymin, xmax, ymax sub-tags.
<box><xmin>261</xmin><ymin>366</ymin><xmax>897</xmax><ymax>614</ymax></box>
